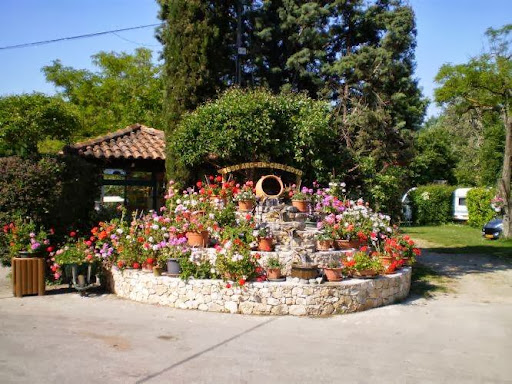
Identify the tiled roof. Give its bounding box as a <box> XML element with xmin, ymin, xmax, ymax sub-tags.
<box><xmin>69</xmin><ymin>124</ymin><xmax>165</xmax><ymax>161</ymax></box>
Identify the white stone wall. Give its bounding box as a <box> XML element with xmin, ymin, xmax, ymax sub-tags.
<box><xmin>108</xmin><ymin>267</ymin><xmax>411</xmax><ymax>316</ymax></box>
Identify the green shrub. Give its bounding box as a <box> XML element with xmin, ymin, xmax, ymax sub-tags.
<box><xmin>467</xmin><ymin>187</ymin><xmax>496</xmax><ymax>228</ymax></box>
<box><xmin>168</xmin><ymin>88</ymin><xmax>344</xmax><ymax>184</ymax></box>
<box><xmin>410</xmin><ymin>185</ymin><xmax>456</xmax><ymax>225</ymax></box>
<box><xmin>0</xmin><ymin>155</ymin><xmax>101</xmax><ymax>265</ymax></box>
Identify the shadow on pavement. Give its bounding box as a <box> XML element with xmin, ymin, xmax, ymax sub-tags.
<box><xmin>135</xmin><ymin>318</ymin><xmax>276</xmax><ymax>384</ymax></box>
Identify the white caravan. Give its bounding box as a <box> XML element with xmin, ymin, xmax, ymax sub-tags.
<box><xmin>453</xmin><ymin>188</ymin><xmax>471</xmax><ymax>221</ymax></box>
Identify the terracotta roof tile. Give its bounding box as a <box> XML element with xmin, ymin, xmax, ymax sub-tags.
<box><xmin>69</xmin><ymin>124</ymin><xmax>165</xmax><ymax>161</ymax></box>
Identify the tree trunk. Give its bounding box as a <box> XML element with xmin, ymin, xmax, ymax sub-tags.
<box><xmin>500</xmin><ymin>108</ymin><xmax>512</xmax><ymax>238</ymax></box>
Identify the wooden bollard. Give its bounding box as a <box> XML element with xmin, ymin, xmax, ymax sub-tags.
<box><xmin>12</xmin><ymin>257</ymin><xmax>45</xmax><ymax>297</ymax></box>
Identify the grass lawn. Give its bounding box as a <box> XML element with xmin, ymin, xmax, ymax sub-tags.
<box><xmin>403</xmin><ymin>224</ymin><xmax>512</xmax><ymax>259</ymax></box>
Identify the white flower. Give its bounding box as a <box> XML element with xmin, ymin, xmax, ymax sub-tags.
<box><xmin>152</xmin><ymin>245</ymin><xmax>159</xmax><ymax>251</ymax></box>
<box><xmin>148</xmin><ymin>236</ymin><xmax>154</xmax><ymax>243</ymax></box>
<box><xmin>421</xmin><ymin>192</ymin><xmax>430</xmax><ymax>201</ymax></box>
<box><xmin>151</xmin><ymin>224</ymin><xmax>159</xmax><ymax>230</ymax></box>
<box><xmin>116</xmin><ymin>228</ymin><xmax>124</xmax><ymax>234</ymax></box>
<box><xmin>126</xmin><ymin>235</ymin><xmax>131</xmax><ymax>240</ymax></box>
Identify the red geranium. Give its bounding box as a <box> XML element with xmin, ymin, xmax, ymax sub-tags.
<box><xmin>238</xmin><ymin>279</ymin><xmax>246</xmax><ymax>286</ymax></box>
<box><xmin>132</xmin><ymin>262</ymin><xmax>141</xmax><ymax>269</ymax></box>
<box><xmin>69</xmin><ymin>231</ymin><xmax>77</xmax><ymax>237</ymax></box>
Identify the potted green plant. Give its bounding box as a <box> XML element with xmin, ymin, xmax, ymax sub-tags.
<box><xmin>266</xmin><ymin>256</ymin><xmax>283</xmax><ymax>280</ymax></box>
<box><xmin>316</xmin><ymin>232</ymin><xmax>334</xmax><ymax>251</ymax></box>
<box><xmin>256</xmin><ymin>226</ymin><xmax>274</xmax><ymax>252</ymax></box>
<box><xmin>352</xmin><ymin>251</ymin><xmax>383</xmax><ymax>278</ymax></box>
<box><xmin>323</xmin><ymin>259</ymin><xmax>343</xmax><ymax>281</ymax></box>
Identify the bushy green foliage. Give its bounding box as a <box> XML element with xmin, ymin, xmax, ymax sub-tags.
<box><xmin>467</xmin><ymin>188</ymin><xmax>496</xmax><ymax>228</ymax></box>
<box><xmin>0</xmin><ymin>155</ymin><xmax>101</xmax><ymax>234</ymax></box>
<box><xmin>0</xmin><ymin>93</ymin><xmax>79</xmax><ymax>156</ymax></box>
<box><xmin>410</xmin><ymin>185</ymin><xmax>456</xmax><ymax>225</ymax></box>
<box><xmin>168</xmin><ymin>88</ymin><xmax>341</xmax><ymax>184</ymax></box>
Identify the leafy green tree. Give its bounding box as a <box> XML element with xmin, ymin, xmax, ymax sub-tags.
<box><xmin>0</xmin><ymin>93</ymin><xmax>79</xmax><ymax>156</ymax></box>
<box><xmin>411</xmin><ymin>120</ymin><xmax>457</xmax><ymax>185</ymax></box>
<box><xmin>435</xmin><ymin>25</ymin><xmax>511</xmax><ymax>238</ymax></box>
<box><xmin>43</xmin><ymin>48</ymin><xmax>163</xmax><ymax>139</ymax></box>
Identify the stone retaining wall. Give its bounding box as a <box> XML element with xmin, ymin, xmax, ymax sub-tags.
<box><xmin>108</xmin><ymin>267</ymin><xmax>411</xmax><ymax>316</ymax></box>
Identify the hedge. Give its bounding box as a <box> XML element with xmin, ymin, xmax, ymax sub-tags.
<box><xmin>410</xmin><ymin>185</ymin><xmax>456</xmax><ymax>225</ymax></box>
<box><xmin>0</xmin><ymin>155</ymin><xmax>101</xmax><ymax>265</ymax></box>
<box><xmin>467</xmin><ymin>187</ymin><xmax>496</xmax><ymax>228</ymax></box>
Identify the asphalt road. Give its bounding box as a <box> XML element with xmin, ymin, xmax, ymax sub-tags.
<box><xmin>0</xmin><ymin>251</ymin><xmax>511</xmax><ymax>384</ymax></box>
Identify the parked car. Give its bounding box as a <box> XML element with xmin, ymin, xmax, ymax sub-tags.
<box><xmin>482</xmin><ymin>218</ymin><xmax>503</xmax><ymax>239</ymax></box>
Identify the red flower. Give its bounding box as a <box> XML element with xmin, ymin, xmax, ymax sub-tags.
<box><xmin>117</xmin><ymin>260</ymin><xmax>125</xmax><ymax>268</ymax></box>
<box><xmin>49</xmin><ymin>227</ymin><xmax>55</xmax><ymax>235</ymax></box>
<box><xmin>199</xmin><ymin>188</ymin><xmax>205</xmax><ymax>195</ymax></box>
<box><xmin>413</xmin><ymin>248</ymin><xmax>421</xmax><ymax>256</ymax></box>
<box><xmin>132</xmin><ymin>262</ymin><xmax>140</xmax><ymax>269</ymax></box>
<box><xmin>360</xmin><ymin>245</ymin><xmax>368</xmax><ymax>252</ymax></box>
<box><xmin>238</xmin><ymin>279</ymin><xmax>246</xmax><ymax>286</ymax></box>
<box><xmin>85</xmin><ymin>240</ymin><xmax>92</xmax><ymax>247</ymax></box>
<box><xmin>226</xmin><ymin>283</ymin><xmax>231</xmax><ymax>289</ymax></box>
<box><xmin>215</xmin><ymin>175</ymin><xmax>222</xmax><ymax>182</ymax></box>
<box><xmin>137</xmin><ymin>236</ymin><xmax>145</xmax><ymax>243</ymax></box>
<box><xmin>90</xmin><ymin>236</ymin><xmax>96</xmax><ymax>242</ymax></box>
<box><xmin>254</xmin><ymin>253</ymin><xmax>261</xmax><ymax>260</ymax></box>
<box><xmin>69</xmin><ymin>231</ymin><xmax>77</xmax><ymax>237</ymax></box>
<box><xmin>146</xmin><ymin>258</ymin><xmax>155</xmax><ymax>265</ymax></box>
<box><xmin>196</xmin><ymin>181</ymin><xmax>203</xmax><ymax>188</ymax></box>
<box><xmin>46</xmin><ymin>246</ymin><xmax>54</xmax><ymax>253</ymax></box>
<box><xmin>245</xmin><ymin>214</ymin><xmax>252</xmax><ymax>221</ymax></box>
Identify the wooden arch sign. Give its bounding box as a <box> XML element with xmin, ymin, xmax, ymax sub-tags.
<box><xmin>218</xmin><ymin>162</ymin><xmax>303</xmax><ymax>184</ymax></box>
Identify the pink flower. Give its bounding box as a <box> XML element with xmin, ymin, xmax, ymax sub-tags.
<box><xmin>54</xmin><ymin>272</ymin><xmax>61</xmax><ymax>280</ymax></box>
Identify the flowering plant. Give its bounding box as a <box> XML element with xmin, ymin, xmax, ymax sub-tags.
<box><xmin>3</xmin><ymin>218</ymin><xmax>49</xmax><ymax>257</ymax></box>
<box><xmin>178</xmin><ymin>249</ymin><xmax>219</xmax><ymax>280</ymax></box>
<box><xmin>215</xmin><ymin>239</ymin><xmax>259</xmax><ymax>285</ymax></box>
<box><xmin>491</xmin><ymin>195</ymin><xmax>505</xmax><ymax>213</ymax></box>
<box><xmin>233</xmin><ymin>181</ymin><xmax>256</xmax><ymax>202</ymax></box>
<box><xmin>289</xmin><ymin>185</ymin><xmax>313</xmax><ymax>201</ymax></box>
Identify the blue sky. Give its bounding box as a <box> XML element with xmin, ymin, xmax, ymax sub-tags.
<box><xmin>0</xmin><ymin>0</ymin><xmax>510</xmax><ymax>118</ymax></box>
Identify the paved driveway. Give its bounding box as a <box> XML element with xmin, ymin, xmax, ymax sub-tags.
<box><xmin>0</xmin><ymin>251</ymin><xmax>511</xmax><ymax>384</ymax></box>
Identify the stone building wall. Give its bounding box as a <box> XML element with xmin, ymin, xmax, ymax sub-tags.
<box><xmin>108</xmin><ymin>267</ymin><xmax>411</xmax><ymax>316</ymax></box>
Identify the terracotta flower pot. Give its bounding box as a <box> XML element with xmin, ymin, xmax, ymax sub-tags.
<box><xmin>258</xmin><ymin>237</ymin><xmax>274</xmax><ymax>252</ymax></box>
<box><xmin>238</xmin><ymin>200</ymin><xmax>255</xmax><ymax>211</ymax></box>
<box><xmin>379</xmin><ymin>256</ymin><xmax>394</xmax><ymax>267</ymax></box>
<box><xmin>354</xmin><ymin>269</ymin><xmax>378</xmax><ymax>278</ymax></box>
<box><xmin>324</xmin><ymin>267</ymin><xmax>343</xmax><ymax>282</ymax></box>
<box><xmin>316</xmin><ymin>239</ymin><xmax>334</xmax><ymax>251</ymax></box>
<box><xmin>292</xmin><ymin>200</ymin><xmax>309</xmax><ymax>213</ymax></box>
<box><xmin>186</xmin><ymin>231</ymin><xmax>209</xmax><ymax>247</ymax></box>
<box><xmin>334</xmin><ymin>239</ymin><xmax>360</xmax><ymax>250</ymax></box>
<box><xmin>267</xmin><ymin>268</ymin><xmax>282</xmax><ymax>280</ymax></box>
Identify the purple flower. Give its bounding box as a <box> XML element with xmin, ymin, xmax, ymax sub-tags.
<box><xmin>31</xmin><ymin>243</ymin><xmax>40</xmax><ymax>250</ymax></box>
